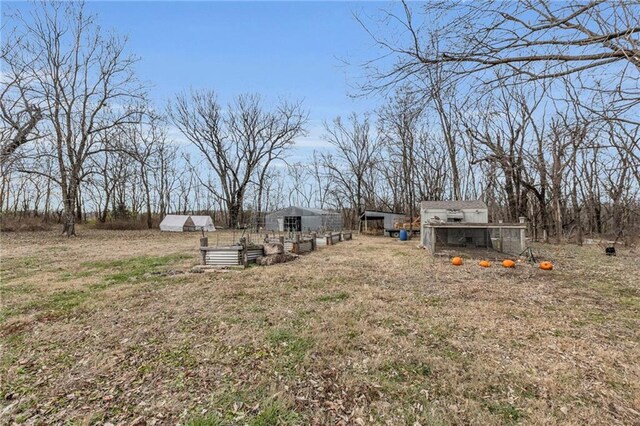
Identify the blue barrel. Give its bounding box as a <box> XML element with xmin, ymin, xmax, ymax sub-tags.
<box><xmin>399</xmin><ymin>229</ymin><xmax>408</xmax><ymax>241</ymax></box>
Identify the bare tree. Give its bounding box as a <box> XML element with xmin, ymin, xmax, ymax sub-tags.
<box><xmin>0</xmin><ymin>30</ymin><xmax>42</xmax><ymax>165</ymax></box>
<box><xmin>5</xmin><ymin>2</ymin><xmax>145</xmax><ymax>235</ymax></box>
<box><xmin>127</xmin><ymin>113</ymin><xmax>168</xmax><ymax>228</ymax></box>
<box><xmin>378</xmin><ymin>88</ymin><xmax>425</xmax><ymax>236</ymax></box>
<box><xmin>322</xmin><ymin>113</ymin><xmax>381</xmax><ymax>229</ymax></box>
<box><xmin>170</xmin><ymin>91</ymin><xmax>307</xmax><ymax>228</ymax></box>
<box><xmin>359</xmin><ymin>0</ymin><xmax>640</xmax><ymax>118</ymax></box>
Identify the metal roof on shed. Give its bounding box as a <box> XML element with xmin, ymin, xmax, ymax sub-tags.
<box><xmin>421</xmin><ymin>200</ymin><xmax>487</xmax><ymax>210</ymax></box>
<box><xmin>361</xmin><ymin>210</ymin><xmax>405</xmax><ymax>217</ymax></box>
<box><xmin>267</xmin><ymin>206</ymin><xmax>338</xmax><ymax>216</ymax></box>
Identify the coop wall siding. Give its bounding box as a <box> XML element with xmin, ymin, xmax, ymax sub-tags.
<box><xmin>421</xmin><ymin>208</ymin><xmax>488</xmax><ymax>223</ymax></box>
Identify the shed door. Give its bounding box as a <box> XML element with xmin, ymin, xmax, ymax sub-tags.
<box><xmin>284</xmin><ymin>216</ymin><xmax>302</xmax><ymax>232</ymax></box>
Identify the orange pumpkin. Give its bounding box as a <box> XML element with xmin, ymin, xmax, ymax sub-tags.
<box><xmin>539</xmin><ymin>261</ymin><xmax>553</xmax><ymax>270</ymax></box>
<box><xmin>479</xmin><ymin>260</ymin><xmax>491</xmax><ymax>268</ymax></box>
<box><xmin>502</xmin><ymin>259</ymin><xmax>516</xmax><ymax>268</ymax></box>
<box><xmin>451</xmin><ymin>256</ymin><xmax>463</xmax><ymax>266</ymax></box>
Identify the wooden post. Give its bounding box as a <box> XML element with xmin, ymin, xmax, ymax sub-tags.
<box><xmin>519</xmin><ymin>217</ymin><xmax>527</xmax><ymax>251</ymax></box>
<box><xmin>240</xmin><ymin>237</ymin><xmax>248</xmax><ymax>267</ymax></box>
<box><xmin>199</xmin><ymin>237</ymin><xmax>208</xmax><ymax>265</ymax></box>
<box><xmin>429</xmin><ymin>227</ymin><xmax>436</xmax><ymax>253</ymax></box>
<box><xmin>293</xmin><ymin>233</ymin><xmax>300</xmax><ymax>254</ymax></box>
<box><xmin>310</xmin><ymin>232</ymin><xmax>317</xmax><ymax>251</ymax></box>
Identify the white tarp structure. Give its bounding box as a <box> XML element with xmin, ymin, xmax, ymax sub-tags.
<box><xmin>160</xmin><ymin>215</ymin><xmax>216</xmax><ymax>232</ymax></box>
<box><xmin>159</xmin><ymin>215</ymin><xmax>196</xmax><ymax>232</ymax></box>
<box><xmin>191</xmin><ymin>215</ymin><xmax>216</xmax><ymax>231</ymax></box>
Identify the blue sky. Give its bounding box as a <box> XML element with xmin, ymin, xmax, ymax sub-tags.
<box><xmin>3</xmin><ymin>1</ymin><xmax>399</xmax><ymax>155</ymax></box>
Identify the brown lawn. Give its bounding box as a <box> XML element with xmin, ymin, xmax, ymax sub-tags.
<box><xmin>1</xmin><ymin>228</ymin><xmax>639</xmax><ymax>425</ymax></box>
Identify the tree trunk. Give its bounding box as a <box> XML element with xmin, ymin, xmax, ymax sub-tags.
<box><xmin>228</xmin><ymin>200</ymin><xmax>242</xmax><ymax>228</ymax></box>
<box><xmin>62</xmin><ymin>198</ymin><xmax>76</xmax><ymax>237</ymax></box>
<box><xmin>75</xmin><ymin>188</ymin><xmax>83</xmax><ymax>222</ymax></box>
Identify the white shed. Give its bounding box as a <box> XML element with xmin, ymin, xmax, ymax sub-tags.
<box><xmin>191</xmin><ymin>215</ymin><xmax>216</xmax><ymax>231</ymax></box>
<box><xmin>420</xmin><ymin>200</ymin><xmax>527</xmax><ymax>255</ymax></box>
<box><xmin>421</xmin><ymin>200</ymin><xmax>489</xmax><ymax>224</ymax></box>
<box><xmin>159</xmin><ymin>215</ymin><xmax>196</xmax><ymax>232</ymax></box>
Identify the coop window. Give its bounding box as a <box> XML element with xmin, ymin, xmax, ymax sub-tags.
<box><xmin>284</xmin><ymin>216</ymin><xmax>301</xmax><ymax>232</ymax></box>
<box><xmin>446</xmin><ymin>209</ymin><xmax>464</xmax><ymax>222</ymax></box>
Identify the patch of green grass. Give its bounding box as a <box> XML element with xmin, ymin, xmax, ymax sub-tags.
<box><xmin>586</xmin><ymin>311</ymin><xmax>609</xmax><ymax>324</ymax></box>
<box><xmin>317</xmin><ymin>291</ymin><xmax>349</xmax><ymax>302</ymax></box>
<box><xmin>82</xmin><ymin>253</ymin><xmax>190</xmax><ymax>270</ymax></box>
<box><xmin>2</xmin><ymin>254</ymin><xmax>194</xmax><ymax>321</ymax></box>
<box><xmin>104</xmin><ymin>272</ymin><xmax>136</xmax><ymax>284</ymax></box>
<box><xmin>58</xmin><ymin>270</ymin><xmax>93</xmax><ymax>282</ymax></box>
<box><xmin>88</xmin><ymin>282</ymin><xmax>109</xmax><ymax>291</ymax></box>
<box><xmin>423</xmin><ymin>297</ymin><xmax>444</xmax><ymax>307</ymax></box>
<box><xmin>187</xmin><ymin>398</ymin><xmax>299</xmax><ymax>426</ymax></box>
<box><xmin>42</xmin><ymin>290</ymin><xmax>89</xmax><ymax>313</ymax></box>
<box><xmin>12</xmin><ymin>256</ymin><xmax>38</xmax><ymax>268</ymax></box>
<box><xmin>0</xmin><ymin>307</ymin><xmax>16</xmax><ymax>323</ymax></box>
<box><xmin>0</xmin><ymin>333</ymin><xmax>25</xmax><ymax>375</ymax></box>
<box><xmin>616</xmin><ymin>287</ymin><xmax>640</xmax><ymax>298</ymax></box>
<box><xmin>0</xmin><ymin>256</ymin><xmax>43</xmax><ymax>283</ymax></box>
<box><xmin>92</xmin><ymin>254</ymin><xmax>191</xmax><ymax>284</ymax></box>
<box><xmin>2</xmin><ymin>288</ymin><xmax>90</xmax><ymax>321</ymax></box>
<box><xmin>42</xmin><ymin>253</ymin><xmax>190</xmax><ymax>286</ymax></box>
<box><xmin>267</xmin><ymin>329</ymin><xmax>313</xmax><ymax>364</ymax></box>
<box><xmin>440</xmin><ymin>347</ymin><xmax>464</xmax><ymax>361</ymax></box>
<box><xmin>619</xmin><ymin>296</ymin><xmax>640</xmax><ymax>311</ymax></box>
<box><xmin>186</xmin><ymin>415</ymin><xmax>223</xmax><ymax>426</ymax></box>
<box><xmin>486</xmin><ymin>402</ymin><xmax>524</xmax><ymax>423</ymax></box>
<box><xmin>249</xmin><ymin>401</ymin><xmax>300</xmax><ymax>426</ymax></box>
<box><xmin>0</xmin><ymin>283</ymin><xmax>36</xmax><ymax>295</ymax></box>
<box><xmin>1</xmin><ymin>369</ymin><xmax>36</xmax><ymax>401</ymax></box>
<box><xmin>27</xmin><ymin>290</ymin><xmax>88</xmax><ymax>316</ymax></box>
<box><xmin>379</xmin><ymin>359</ymin><xmax>432</xmax><ymax>383</ymax></box>
<box><xmin>161</xmin><ymin>344</ymin><xmax>198</xmax><ymax>368</ymax></box>
<box><xmin>199</xmin><ymin>385</ymin><xmax>270</xmax><ymax>423</ymax></box>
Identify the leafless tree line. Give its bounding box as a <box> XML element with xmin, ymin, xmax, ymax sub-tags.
<box><xmin>1</xmin><ymin>1</ymin><xmax>638</xmax><ymax>243</ymax></box>
<box><xmin>343</xmin><ymin>0</ymin><xmax>640</xmax><ymax>242</ymax></box>
<box><xmin>0</xmin><ymin>2</ymin><xmax>308</xmax><ymax>232</ymax></box>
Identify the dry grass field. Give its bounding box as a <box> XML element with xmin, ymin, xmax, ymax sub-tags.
<box><xmin>1</xmin><ymin>229</ymin><xmax>639</xmax><ymax>425</ymax></box>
